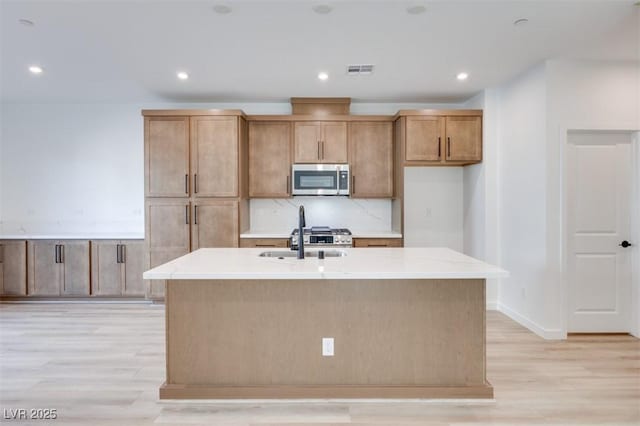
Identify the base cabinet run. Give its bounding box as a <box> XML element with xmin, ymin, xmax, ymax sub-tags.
<box><xmin>0</xmin><ymin>240</ymin><xmax>27</xmax><ymax>295</ymax></box>
<box><xmin>27</xmin><ymin>240</ymin><xmax>90</xmax><ymax>296</ymax></box>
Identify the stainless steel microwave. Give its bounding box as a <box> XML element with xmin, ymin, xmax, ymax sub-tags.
<box><xmin>291</xmin><ymin>164</ymin><xmax>350</xmax><ymax>196</ymax></box>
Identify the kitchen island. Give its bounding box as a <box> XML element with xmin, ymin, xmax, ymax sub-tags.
<box><xmin>143</xmin><ymin>247</ymin><xmax>507</xmax><ymax>399</ymax></box>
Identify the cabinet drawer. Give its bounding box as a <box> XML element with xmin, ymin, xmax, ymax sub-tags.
<box><xmin>353</xmin><ymin>238</ymin><xmax>403</xmax><ymax>248</ymax></box>
<box><xmin>240</xmin><ymin>238</ymin><xmax>289</xmax><ymax>248</ymax></box>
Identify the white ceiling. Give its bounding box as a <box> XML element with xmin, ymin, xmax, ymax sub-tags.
<box><xmin>1</xmin><ymin>0</ymin><xmax>638</xmax><ymax>104</ymax></box>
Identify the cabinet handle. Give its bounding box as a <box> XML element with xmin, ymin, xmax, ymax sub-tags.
<box><xmin>0</xmin><ymin>244</ymin><xmax>4</xmax><ymax>263</ymax></box>
<box><xmin>185</xmin><ymin>174</ymin><xmax>189</xmax><ymax>194</ymax></box>
<box><xmin>318</xmin><ymin>141</ymin><xmax>321</xmax><ymax>160</ymax></box>
<box><xmin>54</xmin><ymin>245</ymin><xmax>59</xmax><ymax>263</ymax></box>
<box><xmin>116</xmin><ymin>244</ymin><xmax>121</xmax><ymax>264</ymax></box>
<box><xmin>185</xmin><ymin>205</ymin><xmax>190</xmax><ymax>225</ymax></box>
<box><xmin>286</xmin><ymin>175</ymin><xmax>290</xmax><ymax>195</ymax></box>
<box><xmin>321</xmin><ymin>141</ymin><xmax>324</xmax><ymax>159</ymax></box>
<box><xmin>194</xmin><ymin>174</ymin><xmax>198</xmax><ymax>194</ymax></box>
<box><xmin>121</xmin><ymin>245</ymin><xmax>126</xmax><ymax>263</ymax></box>
<box><xmin>194</xmin><ymin>205</ymin><xmax>198</xmax><ymax>225</ymax></box>
<box><xmin>352</xmin><ymin>175</ymin><xmax>356</xmax><ymax>194</ymax></box>
<box><xmin>447</xmin><ymin>137</ymin><xmax>451</xmax><ymax>159</ymax></box>
<box><xmin>438</xmin><ymin>137</ymin><xmax>441</xmax><ymax>159</ymax></box>
<box><xmin>59</xmin><ymin>245</ymin><xmax>64</xmax><ymax>264</ymax></box>
<box><xmin>367</xmin><ymin>244</ymin><xmax>387</xmax><ymax>247</ymax></box>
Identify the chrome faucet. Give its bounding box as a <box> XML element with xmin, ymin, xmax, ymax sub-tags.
<box><xmin>298</xmin><ymin>205</ymin><xmax>306</xmax><ymax>259</ymax></box>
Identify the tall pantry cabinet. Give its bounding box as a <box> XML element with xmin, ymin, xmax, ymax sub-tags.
<box><xmin>143</xmin><ymin>111</ymin><xmax>249</xmax><ymax>298</ymax></box>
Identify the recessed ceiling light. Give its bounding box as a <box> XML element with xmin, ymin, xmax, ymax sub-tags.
<box><xmin>406</xmin><ymin>5</ymin><xmax>426</xmax><ymax>15</ymax></box>
<box><xmin>312</xmin><ymin>4</ymin><xmax>332</xmax><ymax>14</ymax></box>
<box><xmin>213</xmin><ymin>4</ymin><xmax>232</xmax><ymax>14</ymax></box>
<box><xmin>318</xmin><ymin>72</ymin><xmax>329</xmax><ymax>81</ymax></box>
<box><xmin>456</xmin><ymin>72</ymin><xmax>469</xmax><ymax>81</ymax></box>
<box><xmin>514</xmin><ymin>18</ymin><xmax>529</xmax><ymax>26</ymax></box>
<box><xmin>29</xmin><ymin>65</ymin><xmax>43</xmax><ymax>74</ymax></box>
<box><xmin>177</xmin><ymin>71</ymin><xmax>189</xmax><ymax>80</ymax></box>
<box><xmin>19</xmin><ymin>19</ymin><xmax>35</xmax><ymax>27</ymax></box>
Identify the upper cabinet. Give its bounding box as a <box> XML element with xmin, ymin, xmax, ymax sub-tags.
<box><xmin>349</xmin><ymin>122</ymin><xmax>394</xmax><ymax>198</ymax></box>
<box><xmin>399</xmin><ymin>112</ymin><xmax>482</xmax><ymax>166</ymax></box>
<box><xmin>294</xmin><ymin>122</ymin><xmax>347</xmax><ymax>163</ymax></box>
<box><xmin>445</xmin><ymin>116</ymin><xmax>482</xmax><ymax>162</ymax></box>
<box><xmin>190</xmin><ymin>116</ymin><xmax>239</xmax><ymax>197</ymax></box>
<box><xmin>249</xmin><ymin>121</ymin><xmax>291</xmax><ymax>198</ymax></box>
<box><xmin>145</xmin><ymin>114</ymin><xmax>242</xmax><ymax>198</ymax></box>
<box><xmin>145</xmin><ymin>117</ymin><xmax>190</xmax><ymax>197</ymax></box>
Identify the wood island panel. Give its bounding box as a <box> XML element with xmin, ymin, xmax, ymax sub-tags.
<box><xmin>161</xmin><ymin>278</ymin><xmax>490</xmax><ymax>399</ymax></box>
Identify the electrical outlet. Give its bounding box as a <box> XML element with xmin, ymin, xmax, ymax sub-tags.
<box><xmin>322</xmin><ymin>338</ymin><xmax>334</xmax><ymax>356</ymax></box>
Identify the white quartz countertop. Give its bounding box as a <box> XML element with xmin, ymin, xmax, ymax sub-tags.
<box><xmin>0</xmin><ymin>233</ymin><xmax>144</xmax><ymax>240</ymax></box>
<box><xmin>240</xmin><ymin>231</ymin><xmax>403</xmax><ymax>239</ymax></box>
<box><xmin>143</xmin><ymin>247</ymin><xmax>508</xmax><ymax>280</ymax></box>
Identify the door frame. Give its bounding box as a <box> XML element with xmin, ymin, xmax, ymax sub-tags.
<box><xmin>562</xmin><ymin>128</ymin><xmax>640</xmax><ymax>337</ymax></box>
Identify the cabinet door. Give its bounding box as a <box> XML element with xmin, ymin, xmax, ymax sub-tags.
<box><xmin>445</xmin><ymin>116</ymin><xmax>482</xmax><ymax>162</ymax></box>
<box><xmin>61</xmin><ymin>241</ymin><xmax>90</xmax><ymax>296</ymax></box>
<box><xmin>145</xmin><ymin>117</ymin><xmax>190</xmax><ymax>197</ymax></box>
<box><xmin>0</xmin><ymin>240</ymin><xmax>27</xmax><ymax>295</ymax></box>
<box><xmin>321</xmin><ymin>122</ymin><xmax>348</xmax><ymax>163</ymax></box>
<box><xmin>191</xmin><ymin>116</ymin><xmax>238</xmax><ymax>197</ymax></box>
<box><xmin>249</xmin><ymin>122</ymin><xmax>291</xmax><ymax>197</ymax></box>
<box><xmin>294</xmin><ymin>122</ymin><xmax>321</xmax><ymax>163</ymax></box>
<box><xmin>28</xmin><ymin>241</ymin><xmax>61</xmax><ymax>296</ymax></box>
<box><xmin>191</xmin><ymin>200</ymin><xmax>239</xmax><ymax>250</ymax></box>
<box><xmin>349</xmin><ymin>122</ymin><xmax>394</xmax><ymax>198</ymax></box>
<box><xmin>405</xmin><ymin>116</ymin><xmax>444</xmax><ymax>162</ymax></box>
<box><xmin>122</xmin><ymin>241</ymin><xmax>145</xmax><ymax>296</ymax></box>
<box><xmin>146</xmin><ymin>199</ymin><xmax>191</xmax><ymax>252</ymax></box>
<box><xmin>91</xmin><ymin>240</ymin><xmax>122</xmax><ymax>296</ymax></box>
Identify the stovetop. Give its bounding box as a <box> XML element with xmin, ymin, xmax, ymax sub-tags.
<box><xmin>291</xmin><ymin>227</ymin><xmax>352</xmax><ymax>236</ymax></box>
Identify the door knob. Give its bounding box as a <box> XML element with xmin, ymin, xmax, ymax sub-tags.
<box><xmin>619</xmin><ymin>240</ymin><xmax>632</xmax><ymax>248</ymax></box>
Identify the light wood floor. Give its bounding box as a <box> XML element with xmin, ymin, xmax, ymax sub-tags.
<box><xmin>0</xmin><ymin>303</ymin><xmax>638</xmax><ymax>425</ymax></box>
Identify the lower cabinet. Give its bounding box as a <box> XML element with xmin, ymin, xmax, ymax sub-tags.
<box><xmin>353</xmin><ymin>238</ymin><xmax>403</xmax><ymax>248</ymax></box>
<box><xmin>27</xmin><ymin>240</ymin><xmax>90</xmax><ymax>296</ymax></box>
<box><xmin>240</xmin><ymin>238</ymin><xmax>289</xmax><ymax>248</ymax></box>
<box><xmin>0</xmin><ymin>240</ymin><xmax>27</xmax><ymax>295</ymax></box>
<box><xmin>91</xmin><ymin>240</ymin><xmax>145</xmax><ymax>296</ymax></box>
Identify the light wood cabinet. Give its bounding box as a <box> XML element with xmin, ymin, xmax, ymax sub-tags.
<box><xmin>191</xmin><ymin>116</ymin><xmax>239</xmax><ymax>197</ymax></box>
<box><xmin>401</xmin><ymin>114</ymin><xmax>482</xmax><ymax>165</ymax></box>
<box><xmin>91</xmin><ymin>240</ymin><xmax>145</xmax><ymax>296</ymax></box>
<box><xmin>294</xmin><ymin>122</ymin><xmax>347</xmax><ymax>163</ymax></box>
<box><xmin>249</xmin><ymin>122</ymin><xmax>291</xmax><ymax>197</ymax></box>
<box><xmin>349</xmin><ymin>122</ymin><xmax>394</xmax><ymax>198</ymax></box>
<box><xmin>27</xmin><ymin>240</ymin><xmax>90</xmax><ymax>296</ymax></box>
<box><xmin>405</xmin><ymin>116</ymin><xmax>445</xmax><ymax>162</ymax></box>
<box><xmin>191</xmin><ymin>200</ymin><xmax>239</xmax><ymax>250</ymax></box>
<box><xmin>0</xmin><ymin>240</ymin><xmax>27</xmax><ymax>295</ymax></box>
<box><xmin>240</xmin><ymin>238</ymin><xmax>289</xmax><ymax>248</ymax></box>
<box><xmin>145</xmin><ymin>117</ymin><xmax>190</xmax><ymax>197</ymax></box>
<box><xmin>353</xmin><ymin>238</ymin><xmax>403</xmax><ymax>248</ymax></box>
<box><xmin>445</xmin><ymin>116</ymin><xmax>482</xmax><ymax>162</ymax></box>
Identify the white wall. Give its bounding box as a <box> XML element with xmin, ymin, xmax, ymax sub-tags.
<box><xmin>486</xmin><ymin>58</ymin><xmax>640</xmax><ymax>339</ymax></box>
<box><xmin>403</xmin><ymin>167</ymin><xmax>463</xmax><ymax>252</ymax></box>
<box><xmin>463</xmin><ymin>90</ymin><xmax>500</xmax><ymax>309</ymax></box>
<box><xmin>0</xmin><ymin>101</ymin><xmax>464</xmax><ymax>236</ymax></box>
<box><xmin>493</xmin><ymin>63</ymin><xmax>552</xmax><ymax>336</ymax></box>
<box><xmin>546</xmin><ymin>59</ymin><xmax>640</xmax><ymax>336</ymax></box>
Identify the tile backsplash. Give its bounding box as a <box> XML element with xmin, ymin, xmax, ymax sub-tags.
<box><xmin>249</xmin><ymin>197</ymin><xmax>392</xmax><ymax>233</ymax></box>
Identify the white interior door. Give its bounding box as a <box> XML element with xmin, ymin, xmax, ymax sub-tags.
<box><xmin>567</xmin><ymin>132</ymin><xmax>634</xmax><ymax>332</ymax></box>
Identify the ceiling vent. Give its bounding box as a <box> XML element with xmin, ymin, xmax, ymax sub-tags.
<box><xmin>347</xmin><ymin>64</ymin><xmax>374</xmax><ymax>76</ymax></box>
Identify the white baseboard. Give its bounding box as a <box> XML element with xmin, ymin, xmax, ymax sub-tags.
<box><xmin>486</xmin><ymin>301</ymin><xmax>498</xmax><ymax>310</ymax></box>
<box><xmin>497</xmin><ymin>303</ymin><xmax>565</xmax><ymax>340</ymax></box>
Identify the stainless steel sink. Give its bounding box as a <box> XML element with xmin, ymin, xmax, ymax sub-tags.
<box><xmin>259</xmin><ymin>250</ymin><xmax>347</xmax><ymax>258</ymax></box>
